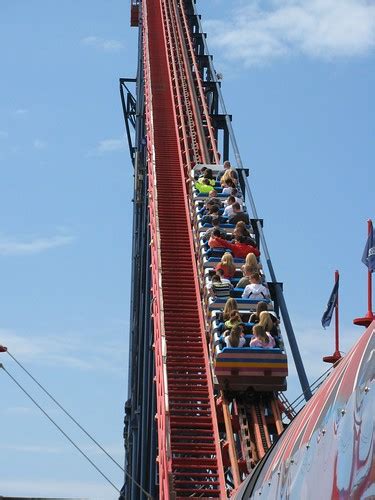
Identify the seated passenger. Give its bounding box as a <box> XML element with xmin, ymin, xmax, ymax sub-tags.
<box><xmin>231</xmin><ymin>187</ymin><xmax>243</xmax><ymax>204</ymax></box>
<box><xmin>242</xmin><ymin>272</ymin><xmax>270</xmax><ymax>300</ymax></box>
<box><xmin>223</xmin><ymin>196</ymin><xmax>236</xmax><ymax>218</ymax></box>
<box><xmin>202</xmin><ymin>218</ymin><xmax>228</xmax><ymax>241</ymax></box>
<box><xmin>228</xmin><ymin>203</ymin><xmax>250</xmax><ymax>225</ymax></box>
<box><xmin>250</xmin><ymin>324</ymin><xmax>275</xmax><ymax>349</ymax></box>
<box><xmin>207</xmin><ymin>190</ymin><xmax>222</xmax><ymax>208</ymax></box>
<box><xmin>215</xmin><ymin>268</ymin><xmax>232</xmax><ymax>286</ymax></box>
<box><xmin>240</xmin><ymin>253</ymin><xmax>260</xmax><ymax>278</ymax></box>
<box><xmin>212</xmin><ymin>236</ymin><xmax>260</xmax><ymax>259</ymax></box>
<box><xmin>210</xmin><ymin>274</ymin><xmax>233</xmax><ymax>298</ymax></box>
<box><xmin>224</xmin><ymin>310</ymin><xmax>242</xmax><ymax>330</ymax></box>
<box><xmin>198</xmin><ymin>168</ymin><xmax>216</xmax><ymax>186</ymax></box>
<box><xmin>222</xmin><ymin>178</ymin><xmax>236</xmax><ymax>195</ymax></box>
<box><xmin>258</xmin><ymin>310</ymin><xmax>279</xmax><ymax>339</ymax></box>
<box><xmin>233</xmin><ymin>221</ymin><xmax>256</xmax><ymax>246</ymax></box>
<box><xmin>194</xmin><ymin>166</ymin><xmax>207</xmax><ymax>180</ymax></box>
<box><xmin>201</xmin><ymin>206</ymin><xmax>221</xmax><ymax>225</ymax></box>
<box><xmin>215</xmin><ymin>252</ymin><xmax>236</xmax><ymax>279</ymax></box>
<box><xmin>237</xmin><ymin>263</ymin><xmax>256</xmax><ymax>288</ymax></box>
<box><xmin>217</xmin><ymin>160</ymin><xmax>232</xmax><ymax>181</ymax></box>
<box><xmin>249</xmin><ymin>301</ymin><xmax>269</xmax><ymax>323</ymax></box>
<box><xmin>222</xmin><ymin>298</ymin><xmax>239</xmax><ymax>322</ymax></box>
<box><xmin>224</xmin><ymin>324</ymin><xmax>246</xmax><ymax>348</ymax></box>
<box><xmin>207</xmin><ymin>272</ymin><xmax>230</xmax><ymax>291</ymax></box>
<box><xmin>243</xmin><ymin>252</ymin><xmax>260</xmax><ymax>271</ymax></box>
<box><xmin>208</xmin><ymin>229</ymin><xmax>229</xmax><ymax>249</ymax></box>
<box><xmin>195</xmin><ymin>178</ymin><xmax>214</xmax><ymax>193</ymax></box>
<box><xmin>221</xmin><ymin>167</ymin><xmax>238</xmax><ymax>187</ymax></box>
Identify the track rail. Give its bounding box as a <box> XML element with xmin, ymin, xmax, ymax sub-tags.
<box><xmin>143</xmin><ymin>0</ymin><xmax>226</xmax><ymax>496</ymax></box>
<box><xmin>123</xmin><ymin>0</ymin><xmax>303</xmax><ymax>495</ymax></box>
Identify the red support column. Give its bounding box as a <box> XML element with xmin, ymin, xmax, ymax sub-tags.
<box><xmin>323</xmin><ymin>271</ymin><xmax>342</xmax><ymax>365</ymax></box>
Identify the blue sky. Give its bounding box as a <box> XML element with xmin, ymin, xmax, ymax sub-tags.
<box><xmin>0</xmin><ymin>0</ymin><xmax>374</xmax><ymax>498</ymax></box>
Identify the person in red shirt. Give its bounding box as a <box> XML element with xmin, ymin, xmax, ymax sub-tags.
<box><xmin>215</xmin><ymin>252</ymin><xmax>236</xmax><ymax>279</ymax></box>
<box><xmin>208</xmin><ymin>229</ymin><xmax>229</xmax><ymax>249</ymax></box>
<box><xmin>213</xmin><ymin>236</ymin><xmax>260</xmax><ymax>259</ymax></box>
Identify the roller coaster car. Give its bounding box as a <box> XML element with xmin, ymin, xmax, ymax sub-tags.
<box><xmin>214</xmin><ymin>345</ymin><xmax>288</xmax><ymax>392</ymax></box>
<box><xmin>192</xmin><ymin>162</ymin><xmax>288</xmax><ymax>393</ymax></box>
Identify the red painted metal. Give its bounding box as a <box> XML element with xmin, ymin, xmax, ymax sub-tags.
<box><xmin>142</xmin><ymin>0</ymin><xmax>226</xmax><ymax>496</ymax></box>
<box><xmin>354</xmin><ymin>219</ymin><xmax>375</xmax><ymax>327</ymax></box>
<box><xmin>238</xmin><ymin>322</ymin><xmax>375</xmax><ymax>499</ymax></box>
<box><xmin>177</xmin><ymin>0</ymin><xmax>220</xmax><ymax>164</ymax></box>
<box><xmin>323</xmin><ymin>270</ymin><xmax>342</xmax><ymax>364</ymax></box>
<box><xmin>0</xmin><ymin>345</ymin><xmax>7</xmax><ymax>353</ymax></box>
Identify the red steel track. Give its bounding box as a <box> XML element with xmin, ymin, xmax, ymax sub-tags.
<box><xmin>143</xmin><ymin>0</ymin><xmax>226</xmax><ymax>496</ymax></box>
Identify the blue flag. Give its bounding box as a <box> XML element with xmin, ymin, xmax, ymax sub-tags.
<box><xmin>362</xmin><ymin>227</ymin><xmax>375</xmax><ymax>272</ymax></box>
<box><xmin>321</xmin><ymin>276</ymin><xmax>339</xmax><ymax>328</ymax></box>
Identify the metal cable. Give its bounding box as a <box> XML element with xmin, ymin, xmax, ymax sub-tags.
<box><xmin>0</xmin><ymin>359</ymin><xmax>153</xmax><ymax>499</ymax></box>
<box><xmin>0</xmin><ymin>363</ymin><xmax>120</xmax><ymax>493</ymax></box>
<box><xmin>6</xmin><ymin>351</ymin><xmax>123</xmax><ymax>471</ymax></box>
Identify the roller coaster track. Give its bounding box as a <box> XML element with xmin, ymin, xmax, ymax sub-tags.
<box><xmin>122</xmin><ymin>0</ymin><xmax>311</xmax><ymax>496</ymax></box>
<box><xmin>143</xmin><ymin>0</ymin><xmax>225</xmax><ymax>496</ymax></box>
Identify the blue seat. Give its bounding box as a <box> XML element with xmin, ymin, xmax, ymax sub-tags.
<box><xmin>220</xmin><ymin>347</ymin><xmax>283</xmax><ymax>354</ymax></box>
<box><xmin>216</xmin><ymin>322</ymin><xmax>254</xmax><ymax>334</ymax></box>
<box><xmin>204</xmin><ymin>247</ymin><xmax>231</xmax><ymax>259</ymax></box>
<box><xmin>202</xmin><ymin>222</ymin><xmax>235</xmax><ymax>228</ymax></box>
<box><xmin>209</xmin><ymin>297</ymin><xmax>272</xmax><ymax>310</ymax></box>
<box><xmin>230</xmin><ymin>287</ymin><xmax>245</xmax><ymax>298</ymax></box>
<box><xmin>205</xmin><ymin>256</ymin><xmax>245</xmax><ymax>263</ymax></box>
<box><xmin>195</xmin><ymin>192</ymin><xmax>228</xmax><ymax>199</ymax></box>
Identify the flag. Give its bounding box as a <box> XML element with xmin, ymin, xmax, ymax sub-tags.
<box><xmin>362</xmin><ymin>225</ymin><xmax>375</xmax><ymax>272</ymax></box>
<box><xmin>321</xmin><ymin>275</ymin><xmax>339</xmax><ymax>328</ymax></box>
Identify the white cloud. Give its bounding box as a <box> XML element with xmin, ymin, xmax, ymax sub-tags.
<box><xmin>33</xmin><ymin>139</ymin><xmax>47</xmax><ymax>150</ymax></box>
<box><xmin>96</xmin><ymin>138</ymin><xmax>126</xmax><ymax>153</ymax></box>
<box><xmin>0</xmin><ymin>234</ymin><xmax>74</xmax><ymax>256</ymax></box>
<box><xmin>81</xmin><ymin>35</ymin><xmax>124</xmax><ymax>52</ymax></box>
<box><xmin>15</xmin><ymin>108</ymin><xmax>29</xmax><ymax>115</ymax></box>
<box><xmin>205</xmin><ymin>0</ymin><xmax>375</xmax><ymax>66</ymax></box>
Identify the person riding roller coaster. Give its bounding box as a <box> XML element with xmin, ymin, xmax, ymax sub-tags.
<box><xmin>228</xmin><ymin>203</ymin><xmax>250</xmax><ymax>225</ymax></box>
<box><xmin>213</xmin><ymin>235</ymin><xmax>260</xmax><ymax>260</ymax></box>
<box><xmin>195</xmin><ymin>177</ymin><xmax>214</xmax><ymax>193</ymax></box>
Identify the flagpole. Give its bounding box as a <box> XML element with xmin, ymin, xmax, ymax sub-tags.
<box><xmin>354</xmin><ymin>219</ymin><xmax>375</xmax><ymax>328</ymax></box>
<box><xmin>367</xmin><ymin>219</ymin><xmax>373</xmax><ymax>318</ymax></box>
<box><xmin>334</xmin><ymin>270</ymin><xmax>340</xmax><ymax>355</ymax></box>
<box><xmin>323</xmin><ymin>270</ymin><xmax>341</xmax><ymax>364</ymax></box>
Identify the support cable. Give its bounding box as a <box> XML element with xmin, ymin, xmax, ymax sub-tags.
<box><xmin>6</xmin><ymin>350</ymin><xmax>123</xmax><ymax>472</ymax></box>
<box><xmin>0</xmin><ymin>357</ymin><xmax>153</xmax><ymax>499</ymax></box>
<box><xmin>0</xmin><ymin>363</ymin><xmax>120</xmax><ymax>494</ymax></box>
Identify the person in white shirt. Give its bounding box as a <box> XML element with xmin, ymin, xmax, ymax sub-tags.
<box><xmin>242</xmin><ymin>272</ymin><xmax>270</xmax><ymax>300</ymax></box>
<box><xmin>223</xmin><ymin>196</ymin><xmax>236</xmax><ymax>218</ymax></box>
<box><xmin>231</xmin><ymin>188</ymin><xmax>243</xmax><ymax>208</ymax></box>
<box><xmin>221</xmin><ymin>179</ymin><xmax>236</xmax><ymax>195</ymax></box>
